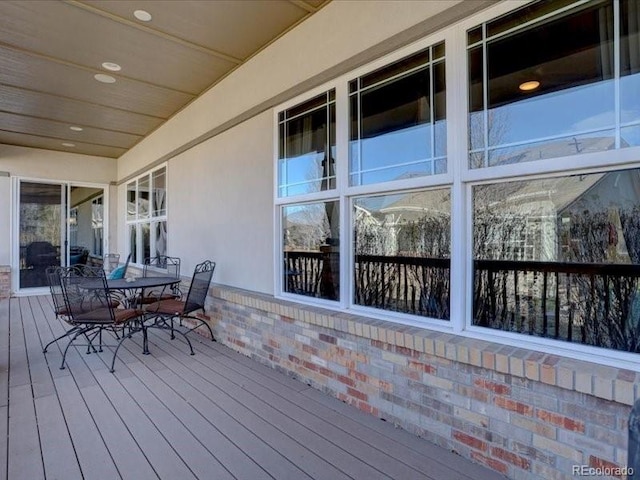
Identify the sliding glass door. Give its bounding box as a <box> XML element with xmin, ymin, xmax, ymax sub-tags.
<box><xmin>15</xmin><ymin>179</ymin><xmax>107</xmax><ymax>292</ymax></box>
<box><xmin>18</xmin><ymin>181</ymin><xmax>65</xmax><ymax>289</ymax></box>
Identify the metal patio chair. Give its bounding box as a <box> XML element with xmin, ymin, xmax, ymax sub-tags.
<box><xmin>43</xmin><ymin>265</ymin><xmax>115</xmax><ymax>354</ymax></box>
<box><xmin>58</xmin><ymin>265</ymin><xmax>144</xmax><ymax>372</ymax></box>
<box><xmin>43</xmin><ymin>265</ymin><xmax>81</xmax><ymax>354</ymax></box>
<box><xmin>139</xmin><ymin>255</ymin><xmax>182</xmax><ymax>304</ymax></box>
<box><xmin>145</xmin><ymin>260</ymin><xmax>216</xmax><ymax>341</ymax></box>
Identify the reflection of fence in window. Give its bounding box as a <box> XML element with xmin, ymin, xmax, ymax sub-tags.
<box><xmin>474</xmin><ymin>260</ymin><xmax>640</xmax><ymax>352</ymax></box>
<box><xmin>283</xmin><ymin>251</ymin><xmax>451</xmax><ymax>318</ymax></box>
<box><xmin>354</xmin><ymin>255</ymin><xmax>450</xmax><ymax>319</ymax></box>
<box><xmin>284</xmin><ymin>251</ymin><xmax>323</xmax><ymax>297</ymax></box>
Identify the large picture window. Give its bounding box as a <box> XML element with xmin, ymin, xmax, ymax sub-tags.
<box><xmin>277</xmin><ymin>41</ymin><xmax>449</xmax><ymax>316</ymax></box>
<box><xmin>126</xmin><ymin>165</ymin><xmax>167</xmax><ymax>264</ymax></box>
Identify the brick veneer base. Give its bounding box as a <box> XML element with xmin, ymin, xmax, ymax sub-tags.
<box><xmin>202</xmin><ymin>284</ymin><xmax>635</xmax><ymax>480</ymax></box>
<box><xmin>0</xmin><ymin>266</ymin><xmax>10</xmax><ymax>299</ymax></box>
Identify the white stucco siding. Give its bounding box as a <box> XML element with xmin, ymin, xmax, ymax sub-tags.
<box><xmin>116</xmin><ymin>0</ymin><xmax>465</xmax><ymax>180</ymax></box>
<box><xmin>0</xmin><ymin>144</ymin><xmax>115</xmax><ymax>183</ymax></box>
<box><xmin>168</xmin><ymin>111</ymin><xmax>274</xmax><ymax>293</ymax></box>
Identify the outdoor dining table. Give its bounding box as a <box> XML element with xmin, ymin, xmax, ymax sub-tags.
<box><xmin>80</xmin><ymin>275</ymin><xmax>182</xmax><ymax>354</ymax></box>
<box><xmin>81</xmin><ymin>275</ymin><xmax>180</xmax><ymax>305</ymax></box>
<box><xmin>107</xmin><ymin>276</ymin><xmax>180</xmax><ymax>300</ymax></box>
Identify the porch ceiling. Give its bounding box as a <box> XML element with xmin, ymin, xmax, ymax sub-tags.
<box><xmin>0</xmin><ymin>0</ymin><xmax>328</xmax><ymax>158</ymax></box>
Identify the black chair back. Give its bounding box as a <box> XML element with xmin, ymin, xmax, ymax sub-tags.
<box><xmin>59</xmin><ymin>266</ymin><xmax>115</xmax><ymax>323</ymax></box>
<box><xmin>45</xmin><ymin>266</ymin><xmax>66</xmax><ymax>318</ymax></box>
<box><xmin>121</xmin><ymin>253</ymin><xmax>131</xmax><ymax>277</ymax></box>
<box><xmin>144</xmin><ymin>255</ymin><xmax>181</xmax><ymax>278</ymax></box>
<box><xmin>183</xmin><ymin>260</ymin><xmax>215</xmax><ymax>314</ymax></box>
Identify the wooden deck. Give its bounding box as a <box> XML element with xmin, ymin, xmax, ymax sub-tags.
<box><xmin>0</xmin><ymin>295</ymin><xmax>504</xmax><ymax>480</ymax></box>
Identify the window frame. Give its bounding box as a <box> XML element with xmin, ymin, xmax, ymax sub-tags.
<box><xmin>125</xmin><ymin>164</ymin><xmax>168</xmax><ymax>266</ymax></box>
<box><xmin>273</xmin><ymin>0</ymin><xmax>640</xmax><ymax>368</ymax></box>
<box><xmin>460</xmin><ymin>0</ymin><xmax>640</xmax><ymax>365</ymax></box>
<box><xmin>275</xmin><ymin>30</ymin><xmax>453</xmax><ymax>324</ymax></box>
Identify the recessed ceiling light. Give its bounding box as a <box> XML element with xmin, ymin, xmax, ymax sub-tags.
<box><xmin>101</xmin><ymin>62</ymin><xmax>121</xmax><ymax>72</ymax></box>
<box><xmin>62</xmin><ymin>143</ymin><xmax>76</xmax><ymax>147</ymax></box>
<box><xmin>134</xmin><ymin>9</ymin><xmax>152</xmax><ymax>22</ymax></box>
<box><xmin>69</xmin><ymin>126</ymin><xmax>83</xmax><ymax>132</ymax></box>
<box><xmin>94</xmin><ymin>73</ymin><xmax>116</xmax><ymax>84</ymax></box>
<box><xmin>519</xmin><ymin>80</ymin><xmax>541</xmax><ymax>92</ymax></box>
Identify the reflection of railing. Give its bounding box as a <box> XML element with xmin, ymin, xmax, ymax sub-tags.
<box><xmin>285</xmin><ymin>253</ymin><xmax>640</xmax><ymax>350</ymax></box>
<box><xmin>474</xmin><ymin>260</ymin><xmax>640</xmax><ymax>352</ymax></box>
<box><xmin>284</xmin><ymin>251</ymin><xmax>324</xmax><ymax>296</ymax></box>
<box><xmin>355</xmin><ymin>255</ymin><xmax>450</xmax><ymax>319</ymax></box>
<box><xmin>285</xmin><ymin>251</ymin><xmax>450</xmax><ymax>318</ymax></box>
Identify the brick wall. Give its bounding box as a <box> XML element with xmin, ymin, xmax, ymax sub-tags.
<box><xmin>0</xmin><ymin>266</ymin><xmax>10</xmax><ymax>299</ymax></box>
<box><xmin>201</xmin><ymin>284</ymin><xmax>635</xmax><ymax>480</ymax></box>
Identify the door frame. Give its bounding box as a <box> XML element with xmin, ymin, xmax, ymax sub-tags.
<box><xmin>11</xmin><ymin>176</ymin><xmax>110</xmax><ymax>296</ymax></box>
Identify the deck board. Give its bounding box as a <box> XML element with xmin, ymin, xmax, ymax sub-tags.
<box><xmin>140</xmin><ymin>341</ymin><xmax>347</xmax><ymax>480</ymax></box>
<box><xmin>147</xmin><ymin>333</ymin><xmax>429</xmax><ymax>480</ymax></box>
<box><xmin>1</xmin><ymin>295</ymin><xmax>505</xmax><ymax>480</ymax></box>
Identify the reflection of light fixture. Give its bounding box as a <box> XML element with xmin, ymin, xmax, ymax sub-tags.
<box><xmin>134</xmin><ymin>9</ymin><xmax>152</xmax><ymax>21</ymax></box>
<box><xmin>101</xmin><ymin>62</ymin><xmax>121</xmax><ymax>72</ymax></box>
<box><xmin>519</xmin><ymin>80</ymin><xmax>540</xmax><ymax>92</ymax></box>
<box><xmin>62</xmin><ymin>142</ymin><xmax>76</xmax><ymax>147</ymax></box>
<box><xmin>94</xmin><ymin>73</ymin><xmax>116</xmax><ymax>84</ymax></box>
<box><xmin>69</xmin><ymin>126</ymin><xmax>83</xmax><ymax>131</ymax></box>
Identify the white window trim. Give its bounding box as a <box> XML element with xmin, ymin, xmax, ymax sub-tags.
<box><xmin>125</xmin><ymin>163</ymin><xmax>168</xmax><ymax>266</ymax></box>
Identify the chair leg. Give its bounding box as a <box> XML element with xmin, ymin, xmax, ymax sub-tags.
<box><xmin>60</xmin><ymin>326</ymin><xmax>94</xmax><ymax>370</ymax></box>
<box><xmin>43</xmin><ymin>326</ymin><xmax>81</xmax><ymax>353</ymax></box>
<box><xmin>142</xmin><ymin>325</ymin><xmax>150</xmax><ymax>355</ymax></box>
<box><xmin>110</xmin><ymin>330</ymin><xmax>131</xmax><ymax>373</ymax></box>
<box><xmin>171</xmin><ymin>327</ymin><xmax>195</xmax><ymax>355</ymax></box>
<box><xmin>84</xmin><ymin>329</ymin><xmax>102</xmax><ymax>354</ymax></box>
<box><xmin>146</xmin><ymin>314</ymin><xmax>194</xmax><ymax>355</ymax></box>
<box><xmin>110</xmin><ymin>323</ymin><xmax>144</xmax><ymax>372</ymax></box>
<box><xmin>182</xmin><ymin>315</ymin><xmax>215</xmax><ymax>341</ymax></box>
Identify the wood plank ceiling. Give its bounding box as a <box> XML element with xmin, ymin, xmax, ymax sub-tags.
<box><xmin>0</xmin><ymin>0</ymin><xmax>327</xmax><ymax>158</ymax></box>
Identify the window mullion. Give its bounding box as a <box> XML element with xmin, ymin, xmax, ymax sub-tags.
<box><xmin>336</xmin><ymin>81</ymin><xmax>350</xmax><ymax>309</ymax></box>
<box><xmin>614</xmin><ymin>0</ymin><xmax>621</xmax><ymax>149</ymax></box>
<box><xmin>448</xmin><ymin>26</ymin><xmax>468</xmax><ymax>334</ymax></box>
<box><xmin>429</xmin><ymin>48</ymin><xmax>435</xmax><ymax>176</ymax></box>
<box><xmin>481</xmin><ymin>22</ymin><xmax>488</xmax><ymax>169</ymax></box>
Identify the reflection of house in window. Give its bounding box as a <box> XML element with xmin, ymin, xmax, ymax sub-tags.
<box><xmin>559</xmin><ymin>171</ymin><xmax>638</xmax><ymax>264</ymax></box>
<box><xmin>353</xmin><ymin>189</ymin><xmax>451</xmax><ymax>319</ymax></box>
<box><xmin>475</xmin><ymin>139</ymin><xmax>638</xmax><ymax>265</ymax></box>
<box><xmin>473</xmin><ymin>167</ymin><xmax>640</xmax><ymax>350</ymax></box>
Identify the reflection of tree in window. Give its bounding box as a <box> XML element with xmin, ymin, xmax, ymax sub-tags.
<box><xmin>353</xmin><ymin>190</ymin><xmax>451</xmax><ymax>319</ymax></box>
<box><xmin>473</xmin><ymin>169</ymin><xmax>640</xmax><ymax>352</ymax></box>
